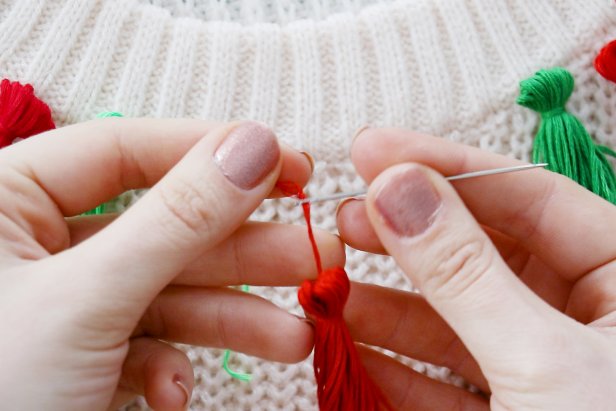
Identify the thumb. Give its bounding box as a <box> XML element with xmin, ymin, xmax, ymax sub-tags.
<box><xmin>365</xmin><ymin>163</ymin><xmax>558</xmax><ymax>372</ymax></box>
<box><xmin>62</xmin><ymin>121</ymin><xmax>281</xmax><ymax>314</ymax></box>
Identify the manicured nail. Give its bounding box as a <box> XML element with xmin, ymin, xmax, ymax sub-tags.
<box><xmin>352</xmin><ymin>125</ymin><xmax>371</xmax><ymax>144</ymax></box>
<box><xmin>375</xmin><ymin>168</ymin><xmax>442</xmax><ymax>237</ymax></box>
<box><xmin>300</xmin><ymin>151</ymin><xmax>315</xmax><ymax>172</ymax></box>
<box><xmin>172</xmin><ymin>374</ymin><xmax>190</xmax><ymax>409</ymax></box>
<box><xmin>214</xmin><ymin>122</ymin><xmax>280</xmax><ymax>190</ymax></box>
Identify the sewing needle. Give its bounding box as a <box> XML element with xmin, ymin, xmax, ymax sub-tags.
<box><xmin>296</xmin><ymin>163</ymin><xmax>548</xmax><ymax>205</ymax></box>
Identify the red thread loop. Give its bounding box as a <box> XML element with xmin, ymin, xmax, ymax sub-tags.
<box><xmin>595</xmin><ymin>39</ymin><xmax>616</xmax><ymax>83</ymax></box>
<box><xmin>0</xmin><ymin>79</ymin><xmax>55</xmax><ymax>148</ymax></box>
<box><xmin>298</xmin><ymin>267</ymin><xmax>349</xmax><ymax>319</ymax></box>
<box><xmin>277</xmin><ymin>180</ymin><xmax>322</xmax><ymax>273</ymax></box>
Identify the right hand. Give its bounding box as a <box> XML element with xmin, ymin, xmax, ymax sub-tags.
<box><xmin>0</xmin><ymin>119</ymin><xmax>344</xmax><ymax>411</ymax></box>
<box><xmin>337</xmin><ymin>127</ymin><xmax>616</xmax><ymax>410</ymax></box>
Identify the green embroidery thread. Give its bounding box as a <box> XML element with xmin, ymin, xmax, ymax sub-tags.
<box><xmin>222</xmin><ymin>284</ymin><xmax>252</xmax><ymax>381</ymax></box>
<box><xmin>83</xmin><ymin>111</ymin><xmax>124</xmax><ymax>215</ymax></box>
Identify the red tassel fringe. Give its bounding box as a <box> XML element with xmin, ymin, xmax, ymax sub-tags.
<box><xmin>0</xmin><ymin>79</ymin><xmax>55</xmax><ymax>148</ymax></box>
<box><xmin>277</xmin><ymin>181</ymin><xmax>393</xmax><ymax>411</ymax></box>
<box><xmin>595</xmin><ymin>39</ymin><xmax>616</xmax><ymax>83</ymax></box>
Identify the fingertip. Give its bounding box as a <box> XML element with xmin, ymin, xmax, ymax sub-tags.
<box><xmin>349</xmin><ymin>126</ymin><xmax>374</xmax><ymax>178</ymax></box>
<box><xmin>351</xmin><ymin>127</ymin><xmax>431</xmax><ymax>183</ymax></box>
<box><xmin>351</xmin><ymin>126</ymin><xmax>402</xmax><ymax>182</ymax></box>
<box><xmin>336</xmin><ymin>198</ymin><xmax>386</xmax><ymax>254</ymax></box>
<box><xmin>270</xmin><ymin>146</ymin><xmax>314</xmax><ymax>198</ymax></box>
<box><xmin>144</xmin><ymin>365</ymin><xmax>193</xmax><ymax>411</ymax></box>
<box><xmin>262</xmin><ymin>312</ymin><xmax>315</xmax><ymax>363</ymax></box>
<box><xmin>300</xmin><ymin>151</ymin><xmax>315</xmax><ymax>173</ymax></box>
<box><xmin>145</xmin><ymin>375</ymin><xmax>192</xmax><ymax>411</ymax></box>
<box><xmin>121</xmin><ymin>338</ymin><xmax>194</xmax><ymax>411</ymax></box>
<box><xmin>288</xmin><ymin>316</ymin><xmax>316</xmax><ymax>362</ymax></box>
<box><xmin>314</xmin><ymin>227</ymin><xmax>347</xmax><ymax>270</ymax></box>
<box><xmin>173</xmin><ymin>374</ymin><xmax>191</xmax><ymax>410</ymax></box>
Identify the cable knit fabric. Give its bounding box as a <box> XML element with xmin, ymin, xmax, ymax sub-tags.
<box><xmin>1</xmin><ymin>0</ymin><xmax>616</xmax><ymax>409</ymax></box>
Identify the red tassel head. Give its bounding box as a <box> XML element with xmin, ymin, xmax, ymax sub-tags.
<box><xmin>595</xmin><ymin>39</ymin><xmax>616</xmax><ymax>83</ymax></box>
<box><xmin>299</xmin><ymin>267</ymin><xmax>349</xmax><ymax>319</ymax></box>
<box><xmin>0</xmin><ymin>79</ymin><xmax>55</xmax><ymax>148</ymax></box>
<box><xmin>277</xmin><ymin>181</ymin><xmax>393</xmax><ymax>411</ymax></box>
<box><xmin>298</xmin><ymin>267</ymin><xmax>392</xmax><ymax>411</ymax></box>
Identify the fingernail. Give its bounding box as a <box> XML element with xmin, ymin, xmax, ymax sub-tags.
<box><xmin>214</xmin><ymin>122</ymin><xmax>280</xmax><ymax>190</ymax></box>
<box><xmin>352</xmin><ymin>125</ymin><xmax>371</xmax><ymax>144</ymax></box>
<box><xmin>300</xmin><ymin>151</ymin><xmax>315</xmax><ymax>172</ymax></box>
<box><xmin>172</xmin><ymin>374</ymin><xmax>190</xmax><ymax>409</ymax></box>
<box><xmin>375</xmin><ymin>167</ymin><xmax>442</xmax><ymax>237</ymax></box>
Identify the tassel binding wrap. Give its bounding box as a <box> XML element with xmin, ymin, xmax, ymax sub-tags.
<box><xmin>517</xmin><ymin>67</ymin><xmax>616</xmax><ymax>204</ymax></box>
<box><xmin>276</xmin><ymin>181</ymin><xmax>393</xmax><ymax>411</ymax></box>
<box><xmin>0</xmin><ymin>79</ymin><xmax>55</xmax><ymax>148</ymax></box>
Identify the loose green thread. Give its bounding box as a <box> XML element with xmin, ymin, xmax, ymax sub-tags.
<box><xmin>83</xmin><ymin>111</ymin><xmax>124</xmax><ymax>215</ymax></box>
<box><xmin>83</xmin><ymin>203</ymin><xmax>105</xmax><ymax>215</ymax></box>
<box><xmin>96</xmin><ymin>111</ymin><xmax>124</xmax><ymax>118</ymax></box>
<box><xmin>222</xmin><ymin>284</ymin><xmax>252</xmax><ymax>381</ymax></box>
<box><xmin>517</xmin><ymin>67</ymin><xmax>616</xmax><ymax>204</ymax></box>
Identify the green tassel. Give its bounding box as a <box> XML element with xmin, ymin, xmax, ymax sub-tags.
<box><xmin>517</xmin><ymin>67</ymin><xmax>616</xmax><ymax>204</ymax></box>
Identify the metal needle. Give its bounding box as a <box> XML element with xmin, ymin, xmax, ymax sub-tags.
<box><xmin>296</xmin><ymin>163</ymin><xmax>548</xmax><ymax>205</ymax></box>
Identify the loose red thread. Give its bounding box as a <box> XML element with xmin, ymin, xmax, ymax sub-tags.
<box><xmin>594</xmin><ymin>40</ymin><xmax>616</xmax><ymax>83</ymax></box>
<box><xmin>0</xmin><ymin>79</ymin><xmax>55</xmax><ymax>148</ymax></box>
<box><xmin>276</xmin><ymin>181</ymin><xmax>393</xmax><ymax>411</ymax></box>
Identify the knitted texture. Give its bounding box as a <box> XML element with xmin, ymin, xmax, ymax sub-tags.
<box><xmin>1</xmin><ymin>0</ymin><xmax>616</xmax><ymax>409</ymax></box>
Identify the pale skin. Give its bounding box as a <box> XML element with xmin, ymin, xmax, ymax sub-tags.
<box><xmin>0</xmin><ymin>119</ymin><xmax>344</xmax><ymax>410</ymax></box>
<box><xmin>337</xmin><ymin>128</ymin><xmax>616</xmax><ymax>410</ymax></box>
<box><xmin>2</xmin><ymin>120</ymin><xmax>616</xmax><ymax>410</ymax></box>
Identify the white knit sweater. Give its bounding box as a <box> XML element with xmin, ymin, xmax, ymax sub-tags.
<box><xmin>1</xmin><ymin>0</ymin><xmax>615</xmax><ymax>409</ymax></box>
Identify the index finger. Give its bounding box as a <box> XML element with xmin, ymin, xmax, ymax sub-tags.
<box><xmin>1</xmin><ymin>118</ymin><xmax>312</xmax><ymax>216</ymax></box>
<box><xmin>351</xmin><ymin>128</ymin><xmax>616</xmax><ymax>281</ymax></box>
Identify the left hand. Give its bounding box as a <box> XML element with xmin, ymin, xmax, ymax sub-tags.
<box><xmin>0</xmin><ymin>119</ymin><xmax>344</xmax><ymax>411</ymax></box>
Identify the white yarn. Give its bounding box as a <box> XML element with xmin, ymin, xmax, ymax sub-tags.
<box><xmin>1</xmin><ymin>0</ymin><xmax>616</xmax><ymax>409</ymax></box>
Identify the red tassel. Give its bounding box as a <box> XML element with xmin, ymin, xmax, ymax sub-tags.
<box><xmin>594</xmin><ymin>40</ymin><xmax>616</xmax><ymax>83</ymax></box>
<box><xmin>277</xmin><ymin>181</ymin><xmax>393</xmax><ymax>411</ymax></box>
<box><xmin>0</xmin><ymin>79</ymin><xmax>55</xmax><ymax>148</ymax></box>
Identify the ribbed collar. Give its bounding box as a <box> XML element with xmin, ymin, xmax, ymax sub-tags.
<box><xmin>0</xmin><ymin>0</ymin><xmax>614</xmax><ymax>161</ymax></box>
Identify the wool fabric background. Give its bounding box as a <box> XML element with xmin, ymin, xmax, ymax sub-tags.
<box><xmin>1</xmin><ymin>0</ymin><xmax>615</xmax><ymax>409</ymax></box>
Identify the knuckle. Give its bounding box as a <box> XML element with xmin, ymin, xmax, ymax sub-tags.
<box><xmin>155</xmin><ymin>177</ymin><xmax>222</xmax><ymax>243</ymax></box>
<box><xmin>216</xmin><ymin>299</ymin><xmax>230</xmax><ymax>348</ymax></box>
<box><xmin>231</xmin><ymin>235</ymin><xmax>247</xmax><ymax>284</ymax></box>
<box><xmin>515</xmin><ymin>328</ymin><xmax>570</xmax><ymax>379</ymax></box>
<box><xmin>490</xmin><ymin>326</ymin><xmax>571</xmax><ymax>392</ymax></box>
<box><xmin>381</xmin><ymin>298</ymin><xmax>412</xmax><ymax>348</ymax></box>
<box><xmin>138</xmin><ymin>298</ymin><xmax>169</xmax><ymax>338</ymax></box>
<box><xmin>424</xmin><ymin>235</ymin><xmax>494</xmax><ymax>299</ymax></box>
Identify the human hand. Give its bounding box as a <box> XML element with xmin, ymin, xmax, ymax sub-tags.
<box><xmin>336</xmin><ymin>128</ymin><xmax>616</xmax><ymax>410</ymax></box>
<box><xmin>0</xmin><ymin>119</ymin><xmax>344</xmax><ymax>410</ymax></box>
